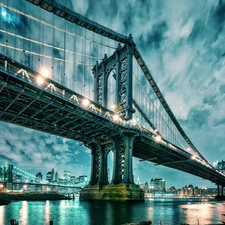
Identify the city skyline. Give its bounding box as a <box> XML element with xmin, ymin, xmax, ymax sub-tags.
<box><xmin>1</xmin><ymin>0</ymin><xmax>225</xmax><ymax>188</ymax></box>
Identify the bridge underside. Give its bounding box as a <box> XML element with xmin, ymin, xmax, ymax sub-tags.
<box><xmin>1</xmin><ymin>56</ymin><xmax>225</xmax><ymax>201</ymax></box>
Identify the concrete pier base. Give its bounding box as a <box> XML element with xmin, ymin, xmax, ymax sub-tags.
<box><xmin>215</xmin><ymin>195</ymin><xmax>225</xmax><ymax>200</ymax></box>
<box><xmin>79</xmin><ymin>183</ymin><xmax>144</xmax><ymax>201</ymax></box>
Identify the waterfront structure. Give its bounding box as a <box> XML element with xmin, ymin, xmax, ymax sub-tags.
<box><xmin>179</xmin><ymin>185</ymin><xmax>217</xmax><ymax>197</ymax></box>
<box><xmin>0</xmin><ymin>0</ymin><xmax>225</xmax><ymax>200</ymax></box>
<box><xmin>149</xmin><ymin>178</ymin><xmax>165</xmax><ymax>193</ymax></box>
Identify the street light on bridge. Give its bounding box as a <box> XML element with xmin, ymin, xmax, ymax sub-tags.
<box><xmin>82</xmin><ymin>98</ymin><xmax>90</xmax><ymax>108</ymax></box>
<box><xmin>154</xmin><ymin>135</ymin><xmax>162</xmax><ymax>142</ymax></box>
<box><xmin>36</xmin><ymin>76</ymin><xmax>44</xmax><ymax>85</ymax></box>
<box><xmin>112</xmin><ymin>114</ymin><xmax>120</xmax><ymax>121</ymax></box>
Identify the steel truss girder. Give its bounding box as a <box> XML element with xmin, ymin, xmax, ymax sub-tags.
<box><xmin>26</xmin><ymin>0</ymin><xmax>128</xmax><ymax>43</ymax></box>
<box><xmin>1</xmin><ymin>57</ymin><xmax>225</xmax><ymax>186</ymax></box>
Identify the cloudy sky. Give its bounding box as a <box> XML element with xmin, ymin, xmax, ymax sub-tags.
<box><xmin>1</xmin><ymin>0</ymin><xmax>225</xmax><ymax>189</ymax></box>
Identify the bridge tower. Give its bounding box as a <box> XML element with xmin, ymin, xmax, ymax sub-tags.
<box><xmin>6</xmin><ymin>164</ymin><xmax>13</xmax><ymax>190</ymax></box>
<box><xmin>80</xmin><ymin>35</ymin><xmax>144</xmax><ymax>201</ymax></box>
<box><xmin>215</xmin><ymin>160</ymin><xmax>225</xmax><ymax>199</ymax></box>
<box><xmin>93</xmin><ymin>34</ymin><xmax>135</xmax><ymax>121</ymax></box>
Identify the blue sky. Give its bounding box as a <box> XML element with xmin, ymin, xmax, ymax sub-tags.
<box><xmin>1</xmin><ymin>0</ymin><xmax>225</xmax><ymax>189</ymax></box>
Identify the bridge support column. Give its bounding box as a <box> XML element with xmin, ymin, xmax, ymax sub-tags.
<box><xmin>123</xmin><ymin>134</ymin><xmax>134</xmax><ymax>184</ymax></box>
<box><xmin>111</xmin><ymin>138</ymin><xmax>122</xmax><ymax>184</ymax></box>
<box><xmin>80</xmin><ymin>134</ymin><xmax>144</xmax><ymax>201</ymax></box>
<box><xmin>215</xmin><ymin>184</ymin><xmax>225</xmax><ymax>200</ymax></box>
<box><xmin>89</xmin><ymin>144</ymin><xmax>100</xmax><ymax>185</ymax></box>
<box><xmin>98</xmin><ymin>145</ymin><xmax>109</xmax><ymax>187</ymax></box>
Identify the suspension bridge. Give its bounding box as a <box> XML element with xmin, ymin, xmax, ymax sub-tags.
<box><xmin>0</xmin><ymin>0</ymin><xmax>225</xmax><ymax>200</ymax></box>
<box><xmin>0</xmin><ymin>163</ymin><xmax>87</xmax><ymax>192</ymax></box>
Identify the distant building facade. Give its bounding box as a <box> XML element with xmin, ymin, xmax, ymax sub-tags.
<box><xmin>35</xmin><ymin>172</ymin><xmax>43</xmax><ymax>182</ymax></box>
<box><xmin>149</xmin><ymin>178</ymin><xmax>165</xmax><ymax>192</ymax></box>
<box><xmin>64</xmin><ymin>171</ymin><xmax>71</xmax><ymax>181</ymax></box>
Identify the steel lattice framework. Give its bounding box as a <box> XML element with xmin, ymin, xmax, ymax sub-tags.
<box><xmin>0</xmin><ymin>55</ymin><xmax>225</xmax><ymax>186</ymax></box>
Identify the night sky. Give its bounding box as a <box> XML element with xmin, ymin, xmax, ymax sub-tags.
<box><xmin>1</xmin><ymin>0</ymin><xmax>225</xmax><ymax>189</ymax></box>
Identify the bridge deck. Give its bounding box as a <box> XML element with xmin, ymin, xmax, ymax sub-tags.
<box><xmin>0</xmin><ymin>54</ymin><xmax>225</xmax><ymax>186</ymax></box>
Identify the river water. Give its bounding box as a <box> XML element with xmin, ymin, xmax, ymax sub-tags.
<box><xmin>0</xmin><ymin>198</ymin><xmax>225</xmax><ymax>225</ymax></box>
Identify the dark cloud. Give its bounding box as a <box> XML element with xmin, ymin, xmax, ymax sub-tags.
<box><xmin>212</xmin><ymin>0</ymin><xmax>225</xmax><ymax>29</ymax></box>
<box><xmin>138</xmin><ymin>21</ymin><xmax>168</xmax><ymax>49</ymax></box>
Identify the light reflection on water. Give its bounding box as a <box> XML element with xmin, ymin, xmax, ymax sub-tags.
<box><xmin>0</xmin><ymin>198</ymin><xmax>224</xmax><ymax>225</ymax></box>
<box><xmin>20</xmin><ymin>201</ymin><xmax>28</xmax><ymax>225</ymax></box>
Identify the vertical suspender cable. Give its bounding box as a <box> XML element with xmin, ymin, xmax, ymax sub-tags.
<box><xmin>81</xmin><ymin>31</ymin><xmax>84</xmax><ymax>95</ymax></box>
<box><xmin>63</xmin><ymin>19</ymin><xmax>66</xmax><ymax>86</ymax></box>
<box><xmin>52</xmin><ymin>14</ymin><xmax>55</xmax><ymax>79</ymax></box>
<box><xmin>73</xmin><ymin>23</ymin><xmax>77</xmax><ymax>91</ymax></box>
<box><xmin>83</xmin><ymin>29</ymin><xmax>85</xmax><ymax>97</ymax></box>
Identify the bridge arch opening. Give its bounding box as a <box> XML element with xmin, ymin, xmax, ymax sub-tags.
<box><xmin>106</xmin><ymin>69</ymin><xmax>116</xmax><ymax>111</ymax></box>
<box><xmin>107</xmin><ymin>151</ymin><xmax>114</xmax><ymax>183</ymax></box>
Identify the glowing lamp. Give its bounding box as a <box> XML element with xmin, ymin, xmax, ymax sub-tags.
<box><xmin>112</xmin><ymin>114</ymin><xmax>120</xmax><ymax>121</ymax></box>
<box><xmin>82</xmin><ymin>98</ymin><xmax>90</xmax><ymax>107</ymax></box>
<box><xmin>155</xmin><ymin>135</ymin><xmax>161</xmax><ymax>142</ymax></box>
<box><xmin>132</xmin><ymin>119</ymin><xmax>136</xmax><ymax>125</ymax></box>
<box><xmin>40</xmin><ymin>67</ymin><xmax>49</xmax><ymax>77</ymax></box>
<box><xmin>37</xmin><ymin>76</ymin><xmax>44</xmax><ymax>85</ymax></box>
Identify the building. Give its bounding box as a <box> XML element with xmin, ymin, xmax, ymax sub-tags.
<box><xmin>149</xmin><ymin>178</ymin><xmax>165</xmax><ymax>192</ymax></box>
<box><xmin>35</xmin><ymin>172</ymin><xmax>43</xmax><ymax>182</ymax></box>
<box><xmin>55</xmin><ymin>171</ymin><xmax>59</xmax><ymax>182</ymax></box>
<box><xmin>51</xmin><ymin>168</ymin><xmax>55</xmax><ymax>182</ymax></box>
<box><xmin>64</xmin><ymin>171</ymin><xmax>71</xmax><ymax>181</ymax></box>
<box><xmin>46</xmin><ymin>171</ymin><xmax>52</xmax><ymax>182</ymax></box>
<box><xmin>76</xmin><ymin>175</ymin><xmax>88</xmax><ymax>183</ymax></box>
<box><xmin>0</xmin><ymin>166</ymin><xmax>7</xmax><ymax>180</ymax></box>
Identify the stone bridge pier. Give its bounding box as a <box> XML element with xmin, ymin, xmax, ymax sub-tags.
<box><xmin>79</xmin><ymin>133</ymin><xmax>144</xmax><ymax>201</ymax></box>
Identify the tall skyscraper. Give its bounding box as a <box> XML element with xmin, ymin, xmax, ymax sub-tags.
<box><xmin>51</xmin><ymin>168</ymin><xmax>55</xmax><ymax>181</ymax></box>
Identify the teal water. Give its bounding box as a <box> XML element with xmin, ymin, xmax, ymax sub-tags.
<box><xmin>0</xmin><ymin>198</ymin><xmax>225</xmax><ymax>225</ymax></box>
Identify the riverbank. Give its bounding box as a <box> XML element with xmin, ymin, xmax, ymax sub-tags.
<box><xmin>0</xmin><ymin>192</ymin><xmax>71</xmax><ymax>206</ymax></box>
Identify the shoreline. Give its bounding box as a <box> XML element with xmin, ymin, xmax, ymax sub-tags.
<box><xmin>0</xmin><ymin>192</ymin><xmax>71</xmax><ymax>206</ymax></box>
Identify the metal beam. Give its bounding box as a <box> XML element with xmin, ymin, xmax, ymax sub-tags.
<box><xmin>26</xmin><ymin>0</ymin><xmax>128</xmax><ymax>43</ymax></box>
